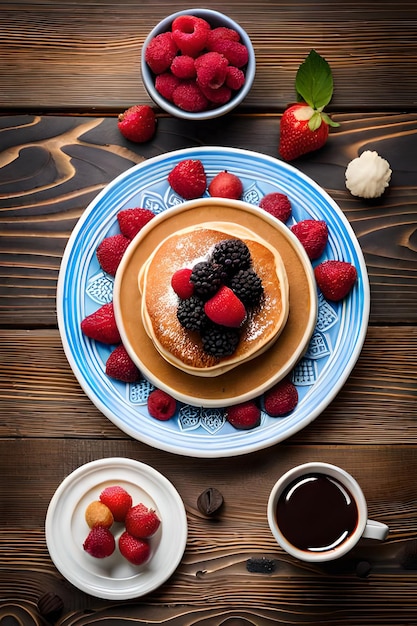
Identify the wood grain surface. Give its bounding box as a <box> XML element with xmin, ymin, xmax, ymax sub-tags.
<box><xmin>1</xmin><ymin>1</ymin><xmax>417</xmax><ymax>623</ymax></box>
<box><xmin>1</xmin><ymin>2</ymin><xmax>417</xmax><ymax>113</ymax></box>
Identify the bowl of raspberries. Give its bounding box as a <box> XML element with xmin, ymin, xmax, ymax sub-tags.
<box><xmin>141</xmin><ymin>9</ymin><xmax>255</xmax><ymax>120</ymax></box>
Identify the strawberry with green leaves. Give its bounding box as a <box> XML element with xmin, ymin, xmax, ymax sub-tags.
<box><xmin>279</xmin><ymin>50</ymin><xmax>339</xmax><ymax>161</ymax></box>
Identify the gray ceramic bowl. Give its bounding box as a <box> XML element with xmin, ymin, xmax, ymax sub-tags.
<box><xmin>141</xmin><ymin>9</ymin><xmax>256</xmax><ymax>120</ymax></box>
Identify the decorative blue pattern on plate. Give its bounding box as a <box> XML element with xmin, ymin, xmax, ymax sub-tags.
<box><xmin>57</xmin><ymin>147</ymin><xmax>369</xmax><ymax>458</ymax></box>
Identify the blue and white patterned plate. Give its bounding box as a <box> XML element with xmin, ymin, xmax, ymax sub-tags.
<box><xmin>57</xmin><ymin>147</ymin><xmax>369</xmax><ymax>458</ymax></box>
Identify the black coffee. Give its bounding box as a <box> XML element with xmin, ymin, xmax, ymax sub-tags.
<box><xmin>276</xmin><ymin>473</ymin><xmax>358</xmax><ymax>552</ymax></box>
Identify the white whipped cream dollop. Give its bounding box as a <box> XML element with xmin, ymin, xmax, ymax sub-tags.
<box><xmin>345</xmin><ymin>150</ymin><xmax>392</xmax><ymax>198</ymax></box>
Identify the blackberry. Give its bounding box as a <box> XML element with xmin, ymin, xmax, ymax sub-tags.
<box><xmin>211</xmin><ymin>239</ymin><xmax>251</xmax><ymax>276</ymax></box>
<box><xmin>177</xmin><ymin>296</ymin><xmax>207</xmax><ymax>331</ymax></box>
<box><xmin>190</xmin><ymin>261</ymin><xmax>223</xmax><ymax>299</ymax></box>
<box><xmin>229</xmin><ymin>268</ymin><xmax>264</xmax><ymax>307</ymax></box>
<box><xmin>201</xmin><ymin>325</ymin><xmax>240</xmax><ymax>357</ymax></box>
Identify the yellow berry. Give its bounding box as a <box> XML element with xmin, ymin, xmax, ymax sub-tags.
<box><xmin>85</xmin><ymin>500</ymin><xmax>114</xmax><ymax>529</ymax></box>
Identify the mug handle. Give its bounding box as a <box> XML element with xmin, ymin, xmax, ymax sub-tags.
<box><xmin>363</xmin><ymin>519</ymin><xmax>389</xmax><ymax>541</ymax></box>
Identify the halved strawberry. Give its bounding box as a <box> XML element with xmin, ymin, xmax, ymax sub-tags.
<box><xmin>314</xmin><ymin>260</ymin><xmax>357</xmax><ymax>301</ymax></box>
<box><xmin>291</xmin><ymin>219</ymin><xmax>329</xmax><ymax>260</ymax></box>
<box><xmin>226</xmin><ymin>401</ymin><xmax>261</xmax><ymax>430</ymax></box>
<box><xmin>105</xmin><ymin>344</ymin><xmax>141</xmax><ymax>383</ymax></box>
<box><xmin>117</xmin><ymin>207</ymin><xmax>155</xmax><ymax>240</ymax></box>
<box><xmin>204</xmin><ymin>285</ymin><xmax>246</xmax><ymax>328</ymax></box>
<box><xmin>264</xmin><ymin>378</ymin><xmax>298</xmax><ymax>416</ymax></box>
<box><xmin>96</xmin><ymin>234</ymin><xmax>130</xmax><ymax>276</ymax></box>
<box><xmin>168</xmin><ymin>159</ymin><xmax>207</xmax><ymax>199</ymax></box>
<box><xmin>81</xmin><ymin>302</ymin><xmax>121</xmax><ymax>344</ymax></box>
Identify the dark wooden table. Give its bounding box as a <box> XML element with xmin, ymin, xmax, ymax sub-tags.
<box><xmin>1</xmin><ymin>1</ymin><xmax>417</xmax><ymax>624</ymax></box>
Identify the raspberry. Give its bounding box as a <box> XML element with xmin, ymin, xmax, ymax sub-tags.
<box><xmin>225</xmin><ymin>66</ymin><xmax>245</xmax><ymax>90</ymax></box>
<box><xmin>117</xmin><ymin>207</ymin><xmax>155</xmax><ymax>240</ymax></box>
<box><xmin>226</xmin><ymin>401</ymin><xmax>261</xmax><ymax>430</ymax></box>
<box><xmin>155</xmin><ymin>72</ymin><xmax>181</xmax><ymax>101</ymax></box>
<box><xmin>199</xmin><ymin>83</ymin><xmax>232</xmax><ymax>105</ymax></box>
<box><xmin>259</xmin><ymin>192</ymin><xmax>292</xmax><ymax>222</ymax></box>
<box><xmin>211</xmin><ymin>238</ymin><xmax>251</xmax><ymax>276</ymax></box>
<box><xmin>100</xmin><ymin>485</ymin><xmax>133</xmax><ymax>523</ymax></box>
<box><xmin>177</xmin><ymin>295</ymin><xmax>207</xmax><ymax>331</ymax></box>
<box><xmin>117</xmin><ymin>105</ymin><xmax>156</xmax><ymax>143</ymax></box>
<box><xmin>170</xmin><ymin>55</ymin><xmax>196</xmax><ymax>79</ymax></box>
<box><xmin>81</xmin><ymin>302</ymin><xmax>121</xmax><ymax>345</ymax></box>
<box><xmin>171</xmin><ymin>15</ymin><xmax>210</xmax><ymax>57</ymax></box>
<box><xmin>168</xmin><ymin>158</ymin><xmax>207</xmax><ymax>199</ymax></box>
<box><xmin>172</xmin><ymin>80</ymin><xmax>209</xmax><ymax>112</ymax></box>
<box><xmin>119</xmin><ymin>531</ymin><xmax>151</xmax><ymax>565</ymax></box>
<box><xmin>208</xmin><ymin>170</ymin><xmax>243</xmax><ymax>199</ymax></box>
<box><xmin>85</xmin><ymin>501</ymin><xmax>114</xmax><ymax>529</ymax></box>
<box><xmin>206</xmin><ymin>26</ymin><xmax>241</xmax><ymax>48</ymax></box>
<box><xmin>145</xmin><ymin>31</ymin><xmax>178</xmax><ymax>74</ymax></box>
<box><xmin>105</xmin><ymin>344</ymin><xmax>141</xmax><ymax>383</ymax></box>
<box><xmin>83</xmin><ymin>526</ymin><xmax>115</xmax><ymax>558</ymax></box>
<box><xmin>171</xmin><ymin>268</ymin><xmax>195</xmax><ymax>299</ymax></box>
<box><xmin>264</xmin><ymin>379</ymin><xmax>298</xmax><ymax>416</ymax></box>
<box><xmin>125</xmin><ymin>503</ymin><xmax>161</xmax><ymax>538</ymax></box>
<box><xmin>190</xmin><ymin>261</ymin><xmax>223</xmax><ymax>298</ymax></box>
<box><xmin>147</xmin><ymin>389</ymin><xmax>177</xmax><ymax>421</ymax></box>
<box><xmin>229</xmin><ymin>268</ymin><xmax>263</xmax><ymax>307</ymax></box>
<box><xmin>96</xmin><ymin>234</ymin><xmax>130</xmax><ymax>276</ymax></box>
<box><xmin>290</xmin><ymin>219</ymin><xmax>329</xmax><ymax>260</ymax></box>
<box><xmin>207</xmin><ymin>39</ymin><xmax>249</xmax><ymax>68</ymax></box>
<box><xmin>201</xmin><ymin>324</ymin><xmax>240</xmax><ymax>357</ymax></box>
<box><xmin>195</xmin><ymin>51</ymin><xmax>229</xmax><ymax>89</ymax></box>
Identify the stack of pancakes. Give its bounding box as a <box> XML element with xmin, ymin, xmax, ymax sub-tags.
<box><xmin>139</xmin><ymin>222</ymin><xmax>290</xmax><ymax>377</ymax></box>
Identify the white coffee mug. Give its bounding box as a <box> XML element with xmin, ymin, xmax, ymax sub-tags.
<box><xmin>267</xmin><ymin>462</ymin><xmax>389</xmax><ymax>563</ymax></box>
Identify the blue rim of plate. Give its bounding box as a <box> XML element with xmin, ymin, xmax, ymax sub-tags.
<box><xmin>57</xmin><ymin>146</ymin><xmax>370</xmax><ymax>458</ymax></box>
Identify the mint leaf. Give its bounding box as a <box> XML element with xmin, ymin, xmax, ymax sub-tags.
<box><xmin>295</xmin><ymin>50</ymin><xmax>334</xmax><ymax>110</ymax></box>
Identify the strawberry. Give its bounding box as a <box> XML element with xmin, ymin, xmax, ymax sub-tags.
<box><xmin>291</xmin><ymin>219</ymin><xmax>329</xmax><ymax>260</ymax></box>
<box><xmin>147</xmin><ymin>388</ymin><xmax>177</xmax><ymax>421</ymax></box>
<box><xmin>259</xmin><ymin>192</ymin><xmax>292</xmax><ymax>222</ymax></box>
<box><xmin>96</xmin><ymin>234</ymin><xmax>130</xmax><ymax>276</ymax></box>
<box><xmin>81</xmin><ymin>302</ymin><xmax>121</xmax><ymax>344</ymax></box>
<box><xmin>83</xmin><ymin>526</ymin><xmax>115</xmax><ymax>558</ymax></box>
<box><xmin>168</xmin><ymin>159</ymin><xmax>207</xmax><ymax>199</ymax></box>
<box><xmin>100</xmin><ymin>485</ymin><xmax>133</xmax><ymax>523</ymax></box>
<box><xmin>278</xmin><ymin>50</ymin><xmax>339</xmax><ymax>161</ymax></box>
<box><xmin>171</xmin><ymin>268</ymin><xmax>195</xmax><ymax>299</ymax></box>
<box><xmin>208</xmin><ymin>170</ymin><xmax>243</xmax><ymax>200</ymax></box>
<box><xmin>226</xmin><ymin>401</ymin><xmax>261</xmax><ymax>430</ymax></box>
<box><xmin>125</xmin><ymin>502</ymin><xmax>161</xmax><ymax>538</ymax></box>
<box><xmin>314</xmin><ymin>260</ymin><xmax>357</xmax><ymax>302</ymax></box>
<box><xmin>204</xmin><ymin>285</ymin><xmax>246</xmax><ymax>328</ymax></box>
<box><xmin>119</xmin><ymin>531</ymin><xmax>151</xmax><ymax>565</ymax></box>
<box><xmin>117</xmin><ymin>104</ymin><xmax>156</xmax><ymax>143</ymax></box>
<box><xmin>105</xmin><ymin>344</ymin><xmax>141</xmax><ymax>383</ymax></box>
<box><xmin>264</xmin><ymin>378</ymin><xmax>298</xmax><ymax>416</ymax></box>
<box><xmin>117</xmin><ymin>207</ymin><xmax>155</xmax><ymax>240</ymax></box>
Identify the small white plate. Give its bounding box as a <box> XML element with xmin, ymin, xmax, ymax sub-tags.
<box><xmin>45</xmin><ymin>458</ymin><xmax>187</xmax><ymax>600</ymax></box>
